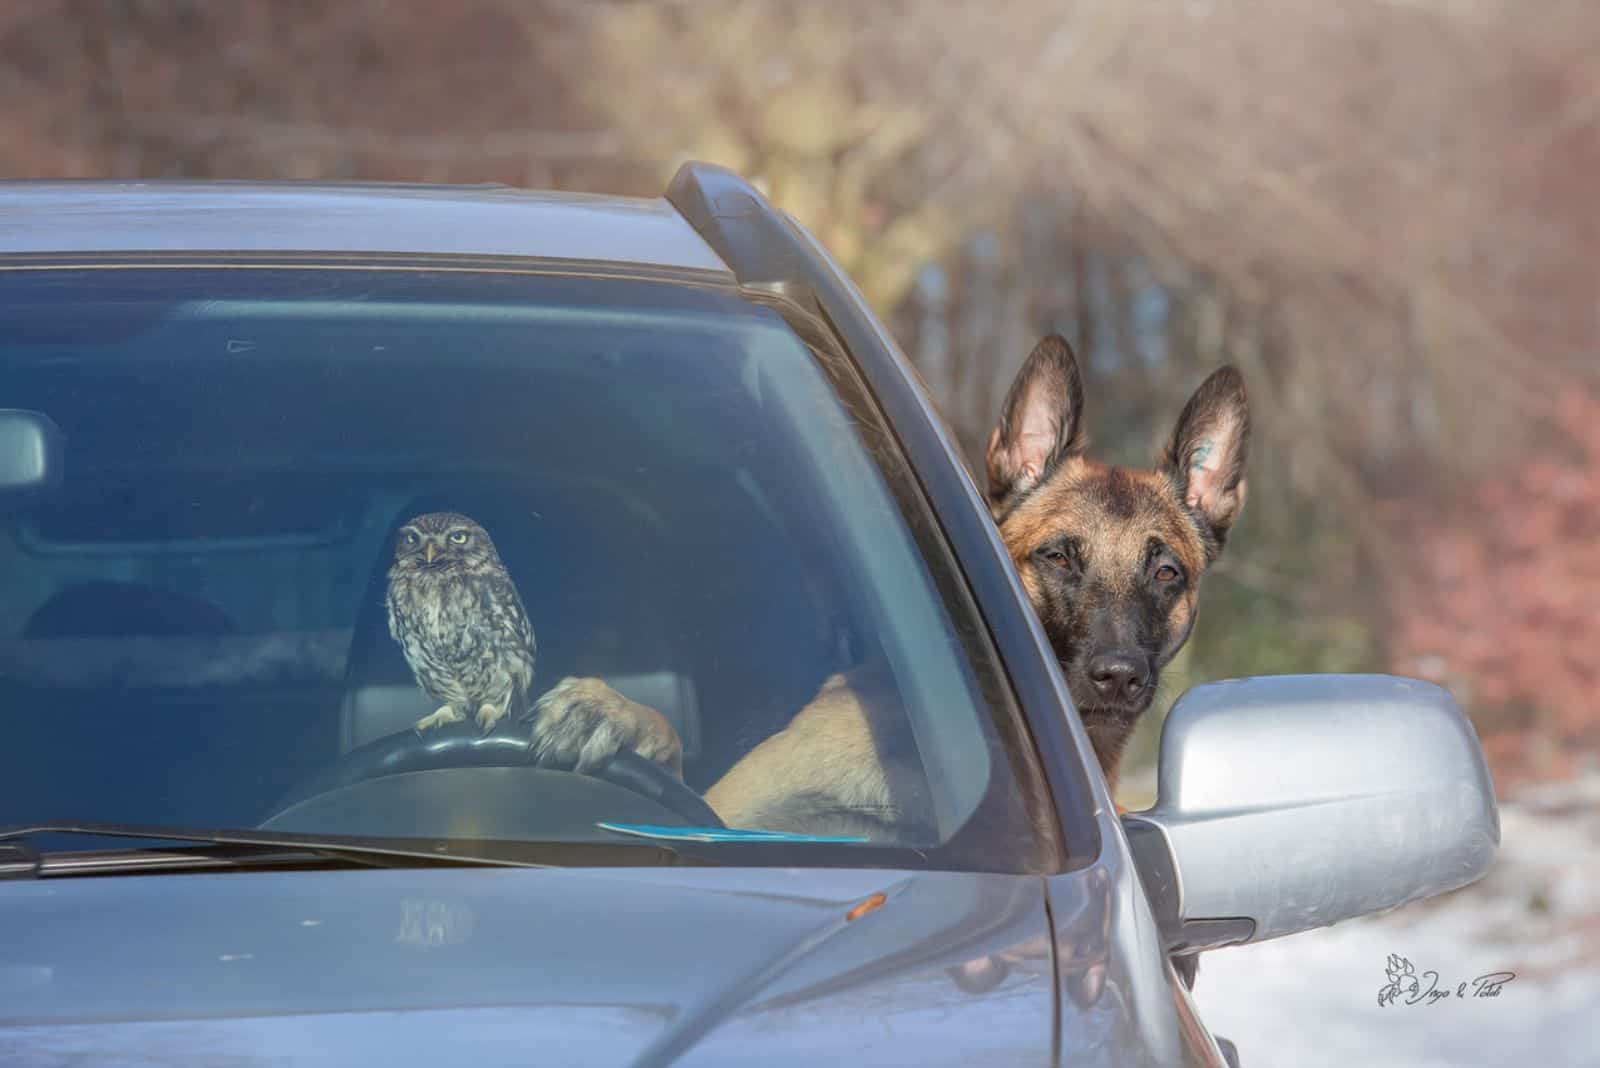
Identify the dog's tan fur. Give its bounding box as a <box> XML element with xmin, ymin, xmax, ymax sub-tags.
<box><xmin>700</xmin><ymin>659</ymin><xmax>924</xmax><ymax>834</ymax></box>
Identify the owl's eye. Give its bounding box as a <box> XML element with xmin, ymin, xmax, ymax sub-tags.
<box><xmin>401</xmin><ymin>531</ymin><xmax>420</xmax><ymax>548</ymax></box>
<box><xmin>448</xmin><ymin>530</ymin><xmax>471</xmax><ymax>546</ymax></box>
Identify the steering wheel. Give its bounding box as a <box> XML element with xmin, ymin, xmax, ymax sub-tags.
<box><xmin>265</xmin><ymin>720</ymin><xmax>724</xmax><ymax>829</ymax></box>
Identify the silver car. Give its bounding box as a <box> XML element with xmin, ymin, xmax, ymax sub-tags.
<box><xmin>0</xmin><ymin>166</ymin><xmax>1498</xmax><ymax>1066</ymax></box>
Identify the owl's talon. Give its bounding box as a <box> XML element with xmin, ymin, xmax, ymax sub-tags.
<box><xmin>476</xmin><ymin>702</ymin><xmax>507</xmax><ymax>734</ymax></box>
<box><xmin>415</xmin><ymin>705</ymin><xmax>465</xmax><ymax>732</ymax></box>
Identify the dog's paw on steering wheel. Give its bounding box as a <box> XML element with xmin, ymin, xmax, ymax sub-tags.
<box><xmin>525</xmin><ymin>677</ymin><xmax>684</xmax><ymax>780</ymax></box>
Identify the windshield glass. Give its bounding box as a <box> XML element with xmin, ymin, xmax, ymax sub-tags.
<box><xmin>0</xmin><ymin>267</ymin><xmax>1050</xmax><ymax>872</ymax></box>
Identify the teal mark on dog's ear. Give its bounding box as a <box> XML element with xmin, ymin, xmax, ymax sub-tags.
<box><xmin>1190</xmin><ymin>440</ymin><xmax>1214</xmax><ymax>472</ymax></box>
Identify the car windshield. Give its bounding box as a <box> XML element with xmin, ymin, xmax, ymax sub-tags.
<box><xmin>0</xmin><ymin>266</ymin><xmax>1051</xmax><ymax>872</ymax></box>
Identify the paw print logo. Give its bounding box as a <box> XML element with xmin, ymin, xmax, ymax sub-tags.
<box><xmin>1378</xmin><ymin>953</ymin><xmax>1420</xmax><ymax>1007</ymax></box>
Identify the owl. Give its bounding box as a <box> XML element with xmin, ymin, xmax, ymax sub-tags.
<box><xmin>385</xmin><ymin>511</ymin><xmax>537</xmax><ymax>735</ymax></box>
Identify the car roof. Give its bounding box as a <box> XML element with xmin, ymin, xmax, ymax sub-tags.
<box><xmin>0</xmin><ymin>181</ymin><xmax>736</xmax><ymax>277</ymax></box>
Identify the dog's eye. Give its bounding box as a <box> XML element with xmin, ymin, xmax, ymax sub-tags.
<box><xmin>1039</xmin><ymin>548</ymin><xmax>1072</xmax><ymax>568</ymax></box>
<box><xmin>1154</xmin><ymin>564</ymin><xmax>1181</xmax><ymax>582</ymax></box>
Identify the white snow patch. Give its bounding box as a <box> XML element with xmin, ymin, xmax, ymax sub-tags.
<box><xmin>1193</xmin><ymin>773</ymin><xmax>1600</xmax><ymax>1067</ymax></box>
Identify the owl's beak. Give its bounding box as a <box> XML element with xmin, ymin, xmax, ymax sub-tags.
<box><xmin>425</xmin><ymin>542</ymin><xmax>437</xmax><ymax>564</ymax></box>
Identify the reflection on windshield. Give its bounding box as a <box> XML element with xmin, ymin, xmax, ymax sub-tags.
<box><xmin>0</xmin><ymin>268</ymin><xmax>1043</xmax><ymax>873</ymax></box>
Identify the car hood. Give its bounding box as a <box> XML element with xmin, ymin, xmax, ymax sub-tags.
<box><xmin>0</xmin><ymin>864</ymin><xmax>1061</xmax><ymax>1066</ymax></box>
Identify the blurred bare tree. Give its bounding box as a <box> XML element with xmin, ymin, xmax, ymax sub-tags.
<box><xmin>0</xmin><ymin>0</ymin><xmax>1593</xmax><ymax>789</ymax></box>
<box><xmin>0</xmin><ymin>0</ymin><xmax>628</xmax><ymax>185</ymax></box>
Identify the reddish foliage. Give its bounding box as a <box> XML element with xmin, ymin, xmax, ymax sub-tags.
<box><xmin>1388</xmin><ymin>385</ymin><xmax>1600</xmax><ymax>791</ymax></box>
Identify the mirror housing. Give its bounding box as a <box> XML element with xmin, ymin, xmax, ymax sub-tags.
<box><xmin>1124</xmin><ymin>674</ymin><xmax>1499</xmax><ymax>953</ymax></box>
<box><xmin>0</xmin><ymin>409</ymin><xmax>63</xmax><ymax>506</ymax></box>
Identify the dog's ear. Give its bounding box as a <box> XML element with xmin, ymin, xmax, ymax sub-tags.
<box><xmin>1160</xmin><ymin>366</ymin><xmax>1249</xmax><ymax>555</ymax></box>
<box><xmin>986</xmin><ymin>334</ymin><xmax>1086</xmax><ymax>511</ymax></box>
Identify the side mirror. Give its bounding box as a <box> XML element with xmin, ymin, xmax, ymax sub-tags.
<box><xmin>0</xmin><ymin>409</ymin><xmax>63</xmax><ymax>506</ymax></box>
<box><xmin>1124</xmin><ymin>674</ymin><xmax>1499</xmax><ymax>952</ymax></box>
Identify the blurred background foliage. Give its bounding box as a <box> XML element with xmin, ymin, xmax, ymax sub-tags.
<box><xmin>4</xmin><ymin>0</ymin><xmax>1595</xmax><ymax>800</ymax></box>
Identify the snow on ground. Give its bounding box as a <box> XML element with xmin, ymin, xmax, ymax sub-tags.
<box><xmin>1191</xmin><ymin>773</ymin><xmax>1600</xmax><ymax>1067</ymax></box>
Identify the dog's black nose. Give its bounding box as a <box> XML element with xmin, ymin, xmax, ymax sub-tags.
<box><xmin>1087</xmin><ymin>653</ymin><xmax>1150</xmax><ymax>702</ymax></box>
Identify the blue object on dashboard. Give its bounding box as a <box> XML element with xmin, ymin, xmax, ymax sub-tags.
<box><xmin>596</xmin><ymin>822</ymin><xmax>870</xmax><ymax>844</ymax></box>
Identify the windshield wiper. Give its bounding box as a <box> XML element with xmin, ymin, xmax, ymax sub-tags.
<box><xmin>0</xmin><ymin>822</ymin><xmax>516</xmax><ymax>877</ymax></box>
<box><xmin>0</xmin><ymin>821</ymin><xmax>700</xmax><ymax>878</ymax></box>
<box><xmin>0</xmin><ymin>837</ymin><xmax>392</xmax><ymax>879</ymax></box>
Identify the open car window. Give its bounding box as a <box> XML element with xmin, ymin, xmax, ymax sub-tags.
<box><xmin>0</xmin><ymin>266</ymin><xmax>1054</xmax><ymax>872</ymax></box>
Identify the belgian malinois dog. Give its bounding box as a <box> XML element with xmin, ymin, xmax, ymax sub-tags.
<box><xmin>533</xmin><ymin>334</ymin><xmax>1249</xmax><ymax>836</ymax></box>
<box><xmin>980</xmin><ymin>334</ymin><xmax>1249</xmax><ymax>791</ymax></box>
